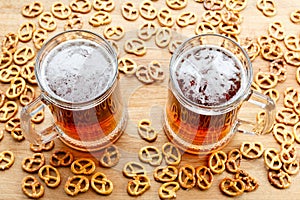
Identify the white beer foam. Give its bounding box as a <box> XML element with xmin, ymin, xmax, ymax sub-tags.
<box><xmin>174</xmin><ymin>45</ymin><xmax>244</xmax><ymax>106</ymax></box>
<box><xmin>41</xmin><ymin>39</ymin><xmax>115</xmax><ymax>103</ymax></box>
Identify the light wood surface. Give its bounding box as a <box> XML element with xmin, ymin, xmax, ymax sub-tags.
<box><xmin>0</xmin><ymin>0</ymin><xmax>300</xmax><ymax>199</ymax></box>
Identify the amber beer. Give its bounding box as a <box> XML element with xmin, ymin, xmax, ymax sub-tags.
<box><xmin>164</xmin><ymin>41</ymin><xmax>247</xmax><ymax>154</ymax></box>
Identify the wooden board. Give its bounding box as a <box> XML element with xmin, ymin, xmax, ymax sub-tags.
<box><xmin>0</xmin><ymin>0</ymin><xmax>300</xmax><ymax>199</ymax></box>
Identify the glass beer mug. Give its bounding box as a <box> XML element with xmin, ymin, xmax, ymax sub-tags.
<box><xmin>21</xmin><ymin>30</ymin><xmax>127</xmax><ymax>151</ymax></box>
<box><xmin>164</xmin><ymin>34</ymin><xmax>276</xmax><ymax>155</ymax></box>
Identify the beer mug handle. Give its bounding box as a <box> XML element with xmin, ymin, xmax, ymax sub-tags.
<box><xmin>237</xmin><ymin>90</ymin><xmax>276</xmax><ymax>135</ymax></box>
<box><xmin>21</xmin><ymin>95</ymin><xmax>59</xmax><ymax>145</ymax></box>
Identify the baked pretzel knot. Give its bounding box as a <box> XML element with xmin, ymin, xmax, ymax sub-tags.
<box><xmin>64</xmin><ymin>175</ymin><xmax>89</xmax><ymax>196</ymax></box>
<box><xmin>235</xmin><ymin>170</ymin><xmax>259</xmax><ymax>192</ymax></box>
<box><xmin>50</xmin><ymin>150</ymin><xmax>74</xmax><ymax>167</ymax></box>
<box><xmin>153</xmin><ymin>165</ymin><xmax>178</xmax><ymax>182</ymax></box>
<box><xmin>139</xmin><ymin>146</ymin><xmax>163</xmax><ymax>166</ymax></box>
<box><xmin>226</xmin><ymin>148</ymin><xmax>242</xmax><ymax>173</ymax></box>
<box><xmin>22</xmin><ymin>1</ymin><xmax>44</xmax><ymax>18</ymax></box>
<box><xmin>0</xmin><ymin>150</ymin><xmax>14</xmax><ymax>170</ymax></box>
<box><xmin>158</xmin><ymin>182</ymin><xmax>180</xmax><ymax>199</ymax></box>
<box><xmin>123</xmin><ymin>161</ymin><xmax>147</xmax><ymax>178</ymax></box>
<box><xmin>22</xmin><ymin>153</ymin><xmax>45</xmax><ymax>173</ymax></box>
<box><xmin>208</xmin><ymin>150</ymin><xmax>227</xmax><ymax>174</ymax></box>
<box><xmin>127</xmin><ymin>175</ymin><xmax>151</xmax><ymax>196</ymax></box>
<box><xmin>162</xmin><ymin>142</ymin><xmax>181</xmax><ymax>166</ymax></box>
<box><xmin>71</xmin><ymin>158</ymin><xmax>96</xmax><ymax>175</ymax></box>
<box><xmin>22</xmin><ymin>175</ymin><xmax>45</xmax><ymax>199</ymax></box>
<box><xmin>240</xmin><ymin>141</ymin><xmax>264</xmax><ymax>159</ymax></box>
<box><xmin>38</xmin><ymin>165</ymin><xmax>61</xmax><ymax>188</ymax></box>
<box><xmin>264</xmin><ymin>148</ymin><xmax>282</xmax><ymax>170</ymax></box>
<box><xmin>195</xmin><ymin>166</ymin><xmax>213</xmax><ymax>190</ymax></box>
<box><xmin>268</xmin><ymin>169</ymin><xmax>291</xmax><ymax>189</ymax></box>
<box><xmin>219</xmin><ymin>177</ymin><xmax>245</xmax><ymax>197</ymax></box>
<box><xmin>91</xmin><ymin>172</ymin><xmax>113</xmax><ymax>195</ymax></box>
<box><xmin>99</xmin><ymin>145</ymin><xmax>120</xmax><ymax>168</ymax></box>
<box><xmin>178</xmin><ymin>164</ymin><xmax>196</xmax><ymax>189</ymax></box>
<box><xmin>137</xmin><ymin>119</ymin><xmax>158</xmax><ymax>142</ymax></box>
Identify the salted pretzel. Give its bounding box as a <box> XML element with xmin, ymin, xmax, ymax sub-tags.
<box><xmin>50</xmin><ymin>150</ymin><xmax>74</xmax><ymax>167</ymax></box>
<box><xmin>226</xmin><ymin>149</ymin><xmax>242</xmax><ymax>173</ymax></box>
<box><xmin>18</xmin><ymin>22</ymin><xmax>35</xmax><ymax>42</ymax></box>
<box><xmin>225</xmin><ymin>0</ymin><xmax>247</xmax><ymax>12</ymax></box>
<box><xmin>0</xmin><ymin>64</ymin><xmax>21</xmax><ymax>83</ymax></box>
<box><xmin>158</xmin><ymin>181</ymin><xmax>180</xmax><ymax>199</ymax></box>
<box><xmin>178</xmin><ymin>164</ymin><xmax>196</xmax><ymax>189</ymax></box>
<box><xmin>30</xmin><ymin>141</ymin><xmax>55</xmax><ymax>152</ymax></box>
<box><xmin>136</xmin><ymin>65</ymin><xmax>155</xmax><ymax>84</ymax></box>
<box><xmin>168</xmin><ymin>40</ymin><xmax>183</xmax><ymax>54</ymax></box>
<box><xmin>208</xmin><ymin>150</ymin><xmax>227</xmax><ymax>174</ymax></box>
<box><xmin>51</xmin><ymin>2</ymin><xmax>72</xmax><ymax>19</ymax></box>
<box><xmin>139</xmin><ymin>0</ymin><xmax>157</xmax><ymax>20</ymax></box>
<box><xmin>22</xmin><ymin>175</ymin><xmax>44</xmax><ymax>199</ymax></box>
<box><xmin>254</xmin><ymin>71</ymin><xmax>278</xmax><ymax>90</ymax></box>
<box><xmin>263</xmin><ymin>148</ymin><xmax>282</xmax><ymax>170</ymax></box>
<box><xmin>124</xmin><ymin>38</ymin><xmax>146</xmax><ymax>56</ymax></box>
<box><xmin>276</xmin><ymin>108</ymin><xmax>299</xmax><ymax>126</ymax></box>
<box><xmin>32</xmin><ymin>28</ymin><xmax>48</xmax><ymax>50</ymax></box>
<box><xmin>240</xmin><ymin>141</ymin><xmax>264</xmax><ymax>159</ymax></box>
<box><xmin>0</xmin><ymin>101</ymin><xmax>18</xmax><ymax>122</ymax></box>
<box><xmin>69</xmin><ymin>0</ymin><xmax>92</xmax><ymax>13</ymax></box>
<box><xmin>218</xmin><ymin>22</ymin><xmax>241</xmax><ymax>35</ymax></box>
<box><xmin>137</xmin><ymin>119</ymin><xmax>157</xmax><ymax>142</ymax></box>
<box><xmin>64</xmin><ymin>175</ymin><xmax>89</xmax><ymax>196</ymax></box>
<box><xmin>118</xmin><ymin>57</ymin><xmax>137</xmax><ymax>75</ymax></box>
<box><xmin>203</xmin><ymin>0</ymin><xmax>225</xmax><ymax>11</ymax></box>
<box><xmin>121</xmin><ymin>2</ymin><xmax>139</xmax><ymax>21</ymax></box>
<box><xmin>89</xmin><ymin>11</ymin><xmax>112</xmax><ymax>27</ymax></box>
<box><xmin>273</xmin><ymin>123</ymin><xmax>294</xmax><ymax>145</ymax></box>
<box><xmin>202</xmin><ymin>10</ymin><xmax>222</xmax><ymax>26</ymax></box>
<box><xmin>195</xmin><ymin>22</ymin><xmax>216</xmax><ymax>35</ymax></box>
<box><xmin>153</xmin><ymin>165</ymin><xmax>178</xmax><ymax>182</ymax></box>
<box><xmin>137</xmin><ymin>22</ymin><xmax>157</xmax><ymax>41</ymax></box>
<box><xmin>99</xmin><ymin>145</ymin><xmax>120</xmax><ymax>168</ymax></box>
<box><xmin>93</xmin><ymin>0</ymin><xmax>115</xmax><ymax>11</ymax></box>
<box><xmin>22</xmin><ymin>1</ymin><xmax>44</xmax><ymax>18</ymax></box>
<box><xmin>166</xmin><ymin>0</ymin><xmax>187</xmax><ymax>9</ymax></box>
<box><xmin>71</xmin><ymin>158</ymin><xmax>96</xmax><ymax>175</ymax></box>
<box><xmin>219</xmin><ymin>177</ymin><xmax>245</xmax><ymax>197</ymax></box>
<box><xmin>22</xmin><ymin>153</ymin><xmax>45</xmax><ymax>173</ymax></box>
<box><xmin>269</xmin><ymin>59</ymin><xmax>287</xmax><ymax>82</ymax></box>
<box><xmin>148</xmin><ymin>60</ymin><xmax>165</xmax><ymax>81</ymax></box>
<box><xmin>2</xmin><ymin>32</ymin><xmax>18</xmax><ymax>54</ymax></box>
<box><xmin>284</xmin><ymin>51</ymin><xmax>300</xmax><ymax>66</ymax></box>
<box><xmin>235</xmin><ymin>170</ymin><xmax>259</xmax><ymax>192</ymax></box>
<box><xmin>268</xmin><ymin>21</ymin><xmax>285</xmax><ymax>41</ymax></box>
<box><xmin>103</xmin><ymin>26</ymin><xmax>125</xmax><ymax>41</ymax></box>
<box><xmin>157</xmin><ymin>8</ymin><xmax>175</xmax><ymax>27</ymax></box>
<box><xmin>293</xmin><ymin>122</ymin><xmax>300</xmax><ymax>143</ymax></box>
<box><xmin>91</xmin><ymin>172</ymin><xmax>113</xmax><ymax>195</ymax></box>
<box><xmin>11</xmin><ymin>123</ymin><xmax>24</xmax><ymax>141</ymax></box>
<box><xmin>280</xmin><ymin>143</ymin><xmax>297</xmax><ymax>164</ymax></box>
<box><xmin>290</xmin><ymin>9</ymin><xmax>300</xmax><ymax>24</ymax></box>
<box><xmin>127</xmin><ymin>175</ymin><xmax>150</xmax><ymax>196</ymax></box>
<box><xmin>6</xmin><ymin>77</ymin><xmax>26</xmax><ymax>99</ymax></box>
<box><xmin>283</xmin><ymin>159</ymin><xmax>300</xmax><ymax>175</ymax></box>
<box><xmin>268</xmin><ymin>169</ymin><xmax>291</xmax><ymax>189</ymax></box>
<box><xmin>38</xmin><ymin>165</ymin><xmax>61</xmax><ymax>188</ymax></box>
<box><xmin>162</xmin><ymin>142</ymin><xmax>181</xmax><ymax>166</ymax></box>
<box><xmin>176</xmin><ymin>12</ymin><xmax>197</xmax><ymax>27</ymax></box>
<box><xmin>195</xmin><ymin>166</ymin><xmax>213</xmax><ymax>190</ymax></box>
<box><xmin>284</xmin><ymin>34</ymin><xmax>300</xmax><ymax>52</ymax></box>
<box><xmin>0</xmin><ymin>150</ymin><xmax>14</xmax><ymax>170</ymax></box>
<box><xmin>13</xmin><ymin>46</ymin><xmax>35</xmax><ymax>66</ymax></box>
<box><xmin>123</xmin><ymin>161</ymin><xmax>147</xmax><ymax>178</ymax></box>
<box><xmin>155</xmin><ymin>27</ymin><xmax>172</xmax><ymax>48</ymax></box>
<box><xmin>256</xmin><ymin>0</ymin><xmax>277</xmax><ymax>17</ymax></box>
<box><xmin>64</xmin><ymin>13</ymin><xmax>84</xmax><ymax>30</ymax></box>
<box><xmin>38</xmin><ymin>12</ymin><xmax>57</xmax><ymax>31</ymax></box>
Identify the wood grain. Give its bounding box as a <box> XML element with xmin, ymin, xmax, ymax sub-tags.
<box><xmin>0</xmin><ymin>0</ymin><xmax>300</xmax><ymax>199</ymax></box>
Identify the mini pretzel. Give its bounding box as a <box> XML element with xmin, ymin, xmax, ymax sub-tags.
<box><xmin>284</xmin><ymin>34</ymin><xmax>300</xmax><ymax>52</ymax></box>
<box><xmin>218</xmin><ymin>22</ymin><xmax>241</xmax><ymax>35</ymax></box>
<box><xmin>2</xmin><ymin>32</ymin><xmax>18</xmax><ymax>54</ymax></box>
<box><xmin>99</xmin><ymin>145</ymin><xmax>120</xmax><ymax>168</ymax></box>
<box><xmin>254</xmin><ymin>71</ymin><xmax>278</xmax><ymax>90</ymax></box>
<box><xmin>0</xmin><ymin>64</ymin><xmax>21</xmax><ymax>83</ymax></box>
<box><xmin>21</xmin><ymin>62</ymin><xmax>37</xmax><ymax>84</ymax></box>
<box><xmin>38</xmin><ymin>12</ymin><xmax>57</xmax><ymax>31</ymax></box>
<box><xmin>283</xmin><ymin>159</ymin><xmax>299</xmax><ymax>175</ymax></box>
<box><xmin>0</xmin><ymin>101</ymin><xmax>18</xmax><ymax>122</ymax></box>
<box><xmin>64</xmin><ymin>13</ymin><xmax>83</xmax><ymax>30</ymax></box>
<box><xmin>261</xmin><ymin>44</ymin><xmax>283</xmax><ymax>61</ymax></box>
<box><xmin>22</xmin><ymin>175</ymin><xmax>44</xmax><ymax>199</ymax></box>
<box><xmin>225</xmin><ymin>0</ymin><xmax>247</xmax><ymax>12</ymax></box>
<box><xmin>137</xmin><ymin>22</ymin><xmax>157</xmax><ymax>41</ymax></box>
<box><xmin>51</xmin><ymin>2</ymin><xmax>72</xmax><ymax>19</ymax></box>
<box><xmin>256</xmin><ymin>0</ymin><xmax>277</xmax><ymax>17</ymax></box>
<box><xmin>158</xmin><ymin>182</ymin><xmax>180</xmax><ymax>199</ymax></box>
<box><xmin>0</xmin><ymin>51</ymin><xmax>13</xmax><ymax>70</ymax></box>
<box><xmin>157</xmin><ymin>8</ymin><xmax>175</xmax><ymax>27</ymax></box>
<box><xmin>64</xmin><ymin>175</ymin><xmax>89</xmax><ymax>196</ymax></box>
<box><xmin>280</xmin><ymin>143</ymin><xmax>297</xmax><ymax>164</ymax></box>
<box><xmin>20</xmin><ymin>85</ymin><xmax>35</xmax><ymax>106</ymax></box>
<box><xmin>139</xmin><ymin>0</ymin><xmax>157</xmax><ymax>20</ymax></box>
<box><xmin>121</xmin><ymin>2</ymin><xmax>139</xmax><ymax>21</ymax></box>
<box><xmin>91</xmin><ymin>172</ymin><xmax>113</xmax><ymax>195</ymax></box>
<box><xmin>166</xmin><ymin>0</ymin><xmax>187</xmax><ymax>9</ymax></box>
<box><xmin>269</xmin><ymin>59</ymin><xmax>287</xmax><ymax>82</ymax></box>
<box><xmin>284</xmin><ymin>51</ymin><xmax>300</xmax><ymax>66</ymax></box>
<box><xmin>268</xmin><ymin>169</ymin><xmax>291</xmax><ymax>189</ymax></box>
<box><xmin>118</xmin><ymin>57</ymin><xmax>137</xmax><ymax>75</ymax></box>
<box><xmin>263</xmin><ymin>89</ymin><xmax>280</xmax><ymax>103</ymax></box>
<box><xmin>263</xmin><ymin>148</ymin><xmax>282</xmax><ymax>170</ymax></box>
<box><xmin>135</xmin><ymin>65</ymin><xmax>155</xmax><ymax>84</ymax></box>
<box><xmin>195</xmin><ymin>166</ymin><xmax>213</xmax><ymax>190</ymax></box>
<box><xmin>0</xmin><ymin>150</ymin><xmax>14</xmax><ymax>170</ymax></box>
<box><xmin>221</xmin><ymin>10</ymin><xmax>242</xmax><ymax>25</ymax></box>
<box><xmin>5</xmin><ymin>77</ymin><xmax>26</xmax><ymax>99</ymax></box>
<box><xmin>162</xmin><ymin>142</ymin><xmax>181</xmax><ymax>166</ymax></box>
<box><xmin>103</xmin><ymin>26</ymin><xmax>125</xmax><ymax>41</ymax></box>
<box><xmin>11</xmin><ymin>123</ymin><xmax>24</xmax><ymax>141</ymax></box>
<box><xmin>290</xmin><ymin>10</ymin><xmax>300</xmax><ymax>24</ymax></box>
<box><xmin>208</xmin><ymin>150</ymin><xmax>227</xmax><ymax>174</ymax></box>
<box><xmin>69</xmin><ymin>0</ymin><xmax>92</xmax><ymax>13</ymax></box>
<box><xmin>30</xmin><ymin>141</ymin><xmax>55</xmax><ymax>152</ymax></box>
<box><xmin>89</xmin><ymin>11</ymin><xmax>112</xmax><ymax>27</ymax></box>
<box><xmin>50</xmin><ymin>150</ymin><xmax>74</xmax><ymax>167</ymax></box>
<box><xmin>32</xmin><ymin>28</ymin><xmax>48</xmax><ymax>50</ymax></box>
<box><xmin>124</xmin><ymin>38</ymin><xmax>146</xmax><ymax>56</ymax></box>
<box><xmin>168</xmin><ymin>40</ymin><xmax>183</xmax><ymax>54</ymax></box>
<box><xmin>203</xmin><ymin>0</ymin><xmax>225</xmax><ymax>11</ymax></box>
<box><xmin>22</xmin><ymin>1</ymin><xmax>44</xmax><ymax>18</ymax></box>
<box><xmin>178</xmin><ymin>164</ymin><xmax>196</xmax><ymax>189</ymax></box>
<box><xmin>139</xmin><ymin>146</ymin><xmax>162</xmax><ymax>166</ymax></box>
<box><xmin>283</xmin><ymin>87</ymin><xmax>299</xmax><ymax>108</ymax></box>
<box><xmin>257</xmin><ymin>35</ymin><xmax>278</xmax><ymax>48</ymax></box>
<box><xmin>273</xmin><ymin>123</ymin><xmax>294</xmax><ymax>144</ymax></box>
<box><xmin>155</xmin><ymin>27</ymin><xmax>172</xmax><ymax>48</ymax></box>
<box><xmin>5</xmin><ymin>117</ymin><xmax>20</xmax><ymax>132</ymax></box>
<box><xmin>226</xmin><ymin>149</ymin><xmax>242</xmax><ymax>173</ymax></box>
<box><xmin>276</xmin><ymin>108</ymin><xmax>299</xmax><ymax>126</ymax></box>
<box><xmin>18</xmin><ymin>22</ymin><xmax>36</xmax><ymax>42</ymax></box>
<box><xmin>202</xmin><ymin>10</ymin><xmax>222</xmax><ymax>26</ymax></box>
<box><xmin>176</xmin><ymin>12</ymin><xmax>197</xmax><ymax>27</ymax></box>
<box><xmin>123</xmin><ymin>161</ymin><xmax>147</xmax><ymax>178</ymax></box>
<box><xmin>268</xmin><ymin>21</ymin><xmax>285</xmax><ymax>41</ymax></box>
<box><xmin>137</xmin><ymin>119</ymin><xmax>157</xmax><ymax>142</ymax></box>
<box><xmin>93</xmin><ymin>0</ymin><xmax>115</xmax><ymax>11</ymax></box>
<box><xmin>219</xmin><ymin>177</ymin><xmax>245</xmax><ymax>197</ymax></box>
<box><xmin>13</xmin><ymin>46</ymin><xmax>35</xmax><ymax>66</ymax></box>
<box><xmin>240</xmin><ymin>141</ymin><xmax>264</xmax><ymax>159</ymax></box>
<box><xmin>195</xmin><ymin>22</ymin><xmax>216</xmax><ymax>35</ymax></box>
<box><xmin>127</xmin><ymin>175</ymin><xmax>150</xmax><ymax>196</ymax></box>
<box><xmin>148</xmin><ymin>60</ymin><xmax>165</xmax><ymax>81</ymax></box>
<box><xmin>22</xmin><ymin>153</ymin><xmax>45</xmax><ymax>173</ymax></box>
<box><xmin>38</xmin><ymin>165</ymin><xmax>61</xmax><ymax>188</ymax></box>
<box><xmin>153</xmin><ymin>165</ymin><xmax>178</xmax><ymax>182</ymax></box>
<box><xmin>71</xmin><ymin>158</ymin><xmax>96</xmax><ymax>175</ymax></box>
<box><xmin>235</xmin><ymin>170</ymin><xmax>259</xmax><ymax>192</ymax></box>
